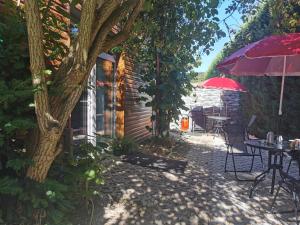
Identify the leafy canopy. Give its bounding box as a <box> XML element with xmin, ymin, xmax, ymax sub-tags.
<box><xmin>125</xmin><ymin>0</ymin><xmax>225</xmax><ymax>136</ymax></box>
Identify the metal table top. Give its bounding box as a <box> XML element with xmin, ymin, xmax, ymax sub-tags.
<box><xmin>207</xmin><ymin>115</ymin><xmax>231</xmax><ymax>121</ymax></box>
<box><xmin>244</xmin><ymin>139</ymin><xmax>290</xmax><ymax>152</ymax></box>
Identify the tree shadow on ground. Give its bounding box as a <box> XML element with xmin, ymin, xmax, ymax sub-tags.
<box><xmin>89</xmin><ymin>132</ymin><xmax>297</xmax><ymax>225</ymax></box>
<box><xmin>120</xmin><ymin>152</ymin><xmax>187</xmax><ymax>174</ymax></box>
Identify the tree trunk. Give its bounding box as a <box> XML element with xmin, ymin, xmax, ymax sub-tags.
<box><xmin>26</xmin><ymin>132</ymin><xmax>61</xmax><ymax>182</ymax></box>
<box><xmin>23</xmin><ymin>0</ymin><xmax>145</xmax><ymax>183</ymax></box>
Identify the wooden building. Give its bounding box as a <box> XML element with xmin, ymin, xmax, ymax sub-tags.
<box><xmin>3</xmin><ymin>0</ymin><xmax>153</xmax><ymax>144</ymax></box>
<box><xmin>71</xmin><ymin>52</ymin><xmax>153</xmax><ymax>144</ymax></box>
<box><xmin>118</xmin><ymin>53</ymin><xmax>152</xmax><ymax>142</ymax></box>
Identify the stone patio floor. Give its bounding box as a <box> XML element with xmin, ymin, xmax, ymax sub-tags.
<box><xmin>92</xmin><ymin>133</ymin><xmax>298</xmax><ymax>225</ymax></box>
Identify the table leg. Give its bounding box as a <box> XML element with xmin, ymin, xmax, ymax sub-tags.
<box><xmin>270</xmin><ymin>155</ymin><xmax>278</xmax><ymax>194</ymax></box>
<box><xmin>249</xmin><ymin>151</ymin><xmax>272</xmax><ymax>198</ymax></box>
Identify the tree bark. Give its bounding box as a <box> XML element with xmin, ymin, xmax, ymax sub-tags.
<box><xmin>26</xmin><ymin>134</ymin><xmax>60</xmax><ymax>182</ymax></box>
<box><xmin>24</xmin><ymin>0</ymin><xmax>145</xmax><ymax>183</ymax></box>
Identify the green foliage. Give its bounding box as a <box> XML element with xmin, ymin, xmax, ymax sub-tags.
<box><xmin>6</xmin><ymin>158</ymin><xmax>33</xmax><ymax>172</ymax></box>
<box><xmin>38</xmin><ymin>0</ymin><xmax>69</xmax><ymax>67</ymax></box>
<box><xmin>0</xmin><ymin>177</ymin><xmax>22</xmax><ymax>195</ymax></box>
<box><xmin>126</xmin><ymin>0</ymin><xmax>225</xmax><ymax>136</ymax></box>
<box><xmin>0</xmin><ymin>142</ymin><xmax>110</xmax><ymax>225</ymax></box>
<box><xmin>225</xmin><ymin>0</ymin><xmax>262</xmax><ymax>22</ymax></box>
<box><xmin>191</xmin><ymin>72</ymin><xmax>206</xmax><ymax>83</ymax></box>
<box><xmin>19</xmin><ymin>179</ymin><xmax>73</xmax><ymax>225</ymax></box>
<box><xmin>0</xmin><ymin>0</ymin><xmax>35</xmax><ymax>193</ymax></box>
<box><xmin>205</xmin><ymin>51</ymin><xmax>226</xmax><ymax>79</ymax></box>
<box><xmin>206</xmin><ymin>1</ymin><xmax>274</xmax><ymax>78</ymax></box>
<box><xmin>0</xmin><ymin>3</ymin><xmax>35</xmax><ymax>188</ymax></box>
<box><xmin>60</xmin><ymin>142</ymin><xmax>107</xmax><ymax>189</ymax></box>
<box><xmin>207</xmin><ymin>0</ymin><xmax>300</xmax><ymax>137</ymax></box>
<box><xmin>0</xmin><ymin>3</ymin><xmax>109</xmax><ymax>224</ymax></box>
<box><xmin>0</xmin><ymin>2</ymin><xmax>35</xmax><ymax>142</ymax></box>
<box><xmin>111</xmin><ymin>137</ymin><xmax>138</xmax><ymax>156</ymax></box>
<box><xmin>0</xmin><ymin>0</ymin><xmax>35</xmax><ymax>177</ymax></box>
<box><xmin>0</xmin><ymin>175</ymin><xmax>74</xmax><ymax>225</ymax></box>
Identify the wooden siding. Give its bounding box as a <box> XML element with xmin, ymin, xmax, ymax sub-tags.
<box><xmin>2</xmin><ymin>0</ymin><xmax>71</xmax><ymax>68</ymax></box>
<box><xmin>115</xmin><ymin>54</ymin><xmax>126</xmax><ymax>138</ymax></box>
<box><xmin>123</xmin><ymin>54</ymin><xmax>152</xmax><ymax>142</ymax></box>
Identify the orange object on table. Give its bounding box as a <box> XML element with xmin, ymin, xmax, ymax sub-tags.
<box><xmin>181</xmin><ymin>116</ymin><xmax>189</xmax><ymax>132</ymax></box>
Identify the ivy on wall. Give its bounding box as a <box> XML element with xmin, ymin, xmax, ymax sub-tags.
<box><xmin>205</xmin><ymin>0</ymin><xmax>300</xmax><ymax>138</ymax></box>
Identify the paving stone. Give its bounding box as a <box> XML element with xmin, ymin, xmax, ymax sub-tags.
<box><xmin>91</xmin><ymin>133</ymin><xmax>297</xmax><ymax>225</ymax></box>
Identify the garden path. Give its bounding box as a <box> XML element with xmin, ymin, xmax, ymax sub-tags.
<box><xmin>91</xmin><ymin>133</ymin><xmax>297</xmax><ymax>225</ymax></box>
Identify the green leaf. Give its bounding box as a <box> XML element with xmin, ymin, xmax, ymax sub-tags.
<box><xmin>6</xmin><ymin>158</ymin><xmax>33</xmax><ymax>172</ymax></box>
<box><xmin>209</xmin><ymin>0</ymin><xmax>219</xmax><ymax>8</ymax></box>
<box><xmin>43</xmin><ymin>69</ymin><xmax>52</xmax><ymax>76</ymax></box>
<box><xmin>0</xmin><ymin>177</ymin><xmax>22</xmax><ymax>195</ymax></box>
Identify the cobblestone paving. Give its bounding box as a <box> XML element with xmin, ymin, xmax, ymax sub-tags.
<box><xmin>93</xmin><ymin>133</ymin><xmax>298</xmax><ymax>225</ymax></box>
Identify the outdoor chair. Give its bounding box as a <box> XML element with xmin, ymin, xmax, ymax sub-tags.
<box><xmin>285</xmin><ymin>150</ymin><xmax>300</xmax><ymax>176</ymax></box>
<box><xmin>224</xmin><ymin>132</ymin><xmax>264</xmax><ymax>181</ymax></box>
<box><xmin>224</xmin><ymin>115</ymin><xmax>264</xmax><ymax>181</ymax></box>
<box><xmin>190</xmin><ymin>106</ymin><xmax>206</xmax><ymax>133</ymax></box>
<box><xmin>244</xmin><ymin>115</ymin><xmax>257</xmax><ymax>140</ymax></box>
<box><xmin>212</xmin><ymin>106</ymin><xmax>221</xmax><ymax>116</ymax></box>
<box><xmin>272</xmin><ymin>150</ymin><xmax>300</xmax><ymax>225</ymax></box>
<box><xmin>243</xmin><ymin>115</ymin><xmax>263</xmax><ymax>161</ymax></box>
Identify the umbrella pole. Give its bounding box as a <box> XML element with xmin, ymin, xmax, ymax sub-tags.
<box><xmin>278</xmin><ymin>56</ymin><xmax>287</xmax><ymax>116</ymax></box>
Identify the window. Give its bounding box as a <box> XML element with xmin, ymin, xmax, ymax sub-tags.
<box><xmin>71</xmin><ymin>90</ymin><xmax>87</xmax><ymax>137</ymax></box>
<box><xmin>96</xmin><ymin>58</ymin><xmax>114</xmax><ymax>136</ymax></box>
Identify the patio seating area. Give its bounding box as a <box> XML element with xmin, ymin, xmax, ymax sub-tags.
<box><xmin>5</xmin><ymin>1</ymin><xmax>300</xmax><ymax>224</ymax></box>
<box><xmin>87</xmin><ymin>132</ymin><xmax>299</xmax><ymax>225</ymax></box>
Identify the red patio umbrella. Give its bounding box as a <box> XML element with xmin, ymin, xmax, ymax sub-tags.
<box><xmin>199</xmin><ymin>77</ymin><xmax>247</xmax><ymax>92</ymax></box>
<box><xmin>198</xmin><ymin>77</ymin><xmax>247</xmax><ymax>116</ymax></box>
<box><xmin>217</xmin><ymin>33</ymin><xmax>300</xmax><ymax>115</ymax></box>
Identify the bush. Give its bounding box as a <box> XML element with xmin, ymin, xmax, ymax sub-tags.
<box><xmin>0</xmin><ymin>174</ymin><xmax>74</xmax><ymax>225</ymax></box>
<box><xmin>111</xmin><ymin>137</ymin><xmax>138</xmax><ymax>156</ymax></box>
<box><xmin>0</xmin><ymin>142</ymin><xmax>111</xmax><ymax>225</ymax></box>
<box><xmin>0</xmin><ymin>2</ymin><xmax>110</xmax><ymax>224</ymax></box>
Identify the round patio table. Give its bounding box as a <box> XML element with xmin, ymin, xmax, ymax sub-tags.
<box><xmin>244</xmin><ymin>139</ymin><xmax>290</xmax><ymax>198</ymax></box>
<box><xmin>207</xmin><ymin>115</ymin><xmax>230</xmax><ymax>135</ymax></box>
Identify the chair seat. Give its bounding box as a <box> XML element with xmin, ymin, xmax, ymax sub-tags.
<box><xmin>214</xmin><ymin>124</ymin><xmax>224</xmax><ymax>128</ymax></box>
<box><xmin>272</xmin><ymin>169</ymin><xmax>300</xmax><ymax>224</ymax></box>
<box><xmin>224</xmin><ymin>132</ymin><xmax>264</xmax><ymax>181</ymax></box>
<box><xmin>231</xmin><ymin>152</ymin><xmax>256</xmax><ymax>156</ymax></box>
<box><xmin>281</xmin><ymin>171</ymin><xmax>300</xmax><ymax>187</ymax></box>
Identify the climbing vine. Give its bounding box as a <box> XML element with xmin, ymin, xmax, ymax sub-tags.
<box><xmin>206</xmin><ymin>0</ymin><xmax>300</xmax><ymax>137</ymax></box>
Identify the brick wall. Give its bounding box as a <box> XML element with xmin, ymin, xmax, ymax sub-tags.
<box><xmin>178</xmin><ymin>87</ymin><xmax>243</xmax><ymax>131</ymax></box>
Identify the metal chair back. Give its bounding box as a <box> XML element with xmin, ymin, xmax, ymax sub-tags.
<box><xmin>244</xmin><ymin>115</ymin><xmax>256</xmax><ymax>141</ymax></box>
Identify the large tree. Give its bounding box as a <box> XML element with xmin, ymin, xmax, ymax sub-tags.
<box><xmin>23</xmin><ymin>0</ymin><xmax>144</xmax><ymax>182</ymax></box>
<box><xmin>126</xmin><ymin>0</ymin><xmax>225</xmax><ymax>136</ymax></box>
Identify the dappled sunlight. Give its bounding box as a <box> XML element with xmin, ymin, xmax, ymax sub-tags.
<box><xmin>92</xmin><ymin>132</ymin><xmax>297</xmax><ymax>224</ymax></box>
<box><xmin>162</xmin><ymin>172</ymin><xmax>179</xmax><ymax>182</ymax></box>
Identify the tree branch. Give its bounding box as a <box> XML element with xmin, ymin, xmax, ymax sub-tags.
<box><xmin>88</xmin><ymin>0</ymin><xmax>140</xmax><ymax>70</ymax></box>
<box><xmin>90</xmin><ymin>0</ymin><xmax>121</xmax><ymax>44</ymax></box>
<box><xmin>52</xmin><ymin>0</ymin><xmax>111</xmax><ymax>89</ymax></box>
<box><xmin>103</xmin><ymin>0</ymin><xmax>145</xmax><ymax>51</ymax></box>
<box><xmin>53</xmin><ymin>0</ymin><xmax>136</xmax><ymax>89</ymax></box>
<box><xmin>51</xmin><ymin>0</ymin><xmax>144</xmax><ymax>123</ymax></box>
<box><xmin>25</xmin><ymin>0</ymin><xmax>57</xmax><ymax>134</ymax></box>
<box><xmin>74</xmin><ymin>0</ymin><xmax>97</xmax><ymax>66</ymax></box>
<box><xmin>97</xmin><ymin>0</ymin><xmax>105</xmax><ymax>9</ymax></box>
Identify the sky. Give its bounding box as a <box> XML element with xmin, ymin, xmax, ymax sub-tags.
<box><xmin>195</xmin><ymin>1</ymin><xmax>242</xmax><ymax>73</ymax></box>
